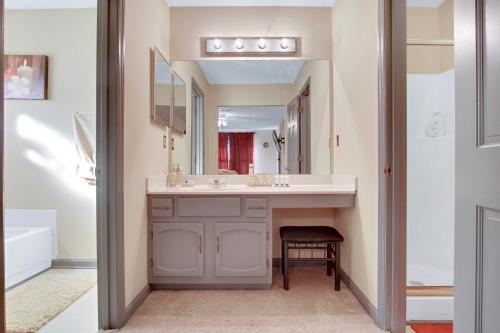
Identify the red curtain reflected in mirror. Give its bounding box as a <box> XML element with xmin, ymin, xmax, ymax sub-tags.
<box><xmin>218</xmin><ymin>132</ymin><xmax>254</xmax><ymax>175</ymax></box>
<box><xmin>218</xmin><ymin>133</ymin><xmax>230</xmax><ymax>171</ymax></box>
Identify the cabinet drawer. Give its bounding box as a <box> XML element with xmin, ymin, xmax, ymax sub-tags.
<box><xmin>177</xmin><ymin>197</ymin><xmax>241</xmax><ymax>217</ymax></box>
<box><xmin>151</xmin><ymin>198</ymin><xmax>173</xmax><ymax>217</ymax></box>
<box><xmin>245</xmin><ymin>198</ymin><xmax>268</xmax><ymax>218</ymax></box>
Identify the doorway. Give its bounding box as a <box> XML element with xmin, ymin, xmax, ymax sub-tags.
<box><xmin>406</xmin><ymin>0</ymin><xmax>455</xmax><ymax>330</ymax></box>
<box><xmin>285</xmin><ymin>80</ymin><xmax>311</xmax><ymax>175</ymax></box>
<box><xmin>0</xmin><ymin>0</ymin><xmax>126</xmax><ymax>331</ymax></box>
<box><xmin>3</xmin><ymin>6</ymin><xmax>98</xmax><ymax>333</ymax></box>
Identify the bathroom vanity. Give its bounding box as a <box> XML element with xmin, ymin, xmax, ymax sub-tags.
<box><xmin>147</xmin><ymin>175</ymin><xmax>356</xmax><ymax>289</ymax></box>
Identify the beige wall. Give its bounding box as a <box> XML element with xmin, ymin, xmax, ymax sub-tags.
<box><xmin>407</xmin><ymin>0</ymin><xmax>454</xmax><ymax>74</ymax></box>
<box><xmin>170</xmin><ymin>7</ymin><xmax>332</xmax><ymax>61</ymax></box>
<box><xmin>332</xmin><ymin>0</ymin><xmax>379</xmax><ymax>306</ymax></box>
<box><xmin>123</xmin><ymin>0</ymin><xmax>170</xmax><ymax>306</ymax></box>
<box><xmin>5</xmin><ymin>9</ymin><xmax>97</xmax><ymax>260</ymax></box>
<box><xmin>171</xmin><ymin>61</ymin><xmax>210</xmax><ymax>173</ymax></box>
<box><xmin>206</xmin><ymin>83</ymin><xmax>295</xmax><ymax>174</ymax></box>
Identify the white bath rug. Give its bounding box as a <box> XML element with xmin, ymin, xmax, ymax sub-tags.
<box><xmin>6</xmin><ymin>269</ymin><xmax>97</xmax><ymax>333</ymax></box>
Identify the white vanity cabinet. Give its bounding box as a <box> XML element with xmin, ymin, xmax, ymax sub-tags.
<box><xmin>152</xmin><ymin>223</ymin><xmax>204</xmax><ymax>277</ymax></box>
<box><xmin>215</xmin><ymin>223</ymin><xmax>268</xmax><ymax>277</ymax></box>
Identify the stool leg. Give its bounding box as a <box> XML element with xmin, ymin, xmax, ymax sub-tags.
<box><xmin>281</xmin><ymin>240</ymin><xmax>285</xmax><ymax>275</ymax></box>
<box><xmin>283</xmin><ymin>241</ymin><xmax>289</xmax><ymax>290</ymax></box>
<box><xmin>335</xmin><ymin>242</ymin><xmax>341</xmax><ymax>291</ymax></box>
<box><xmin>327</xmin><ymin>243</ymin><xmax>332</xmax><ymax>276</ymax></box>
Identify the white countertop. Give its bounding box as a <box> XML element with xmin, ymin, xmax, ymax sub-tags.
<box><xmin>147</xmin><ymin>175</ymin><xmax>357</xmax><ymax>196</ymax></box>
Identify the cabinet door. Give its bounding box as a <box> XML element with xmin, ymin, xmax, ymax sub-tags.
<box><xmin>215</xmin><ymin>223</ymin><xmax>267</xmax><ymax>277</ymax></box>
<box><xmin>153</xmin><ymin>223</ymin><xmax>204</xmax><ymax>277</ymax></box>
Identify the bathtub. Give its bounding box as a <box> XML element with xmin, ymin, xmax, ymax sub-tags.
<box><xmin>407</xmin><ymin>264</ymin><xmax>454</xmax><ymax>322</ymax></box>
<box><xmin>4</xmin><ymin>209</ymin><xmax>57</xmax><ymax>289</ymax></box>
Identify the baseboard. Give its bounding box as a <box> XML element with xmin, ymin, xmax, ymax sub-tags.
<box><xmin>51</xmin><ymin>259</ymin><xmax>97</xmax><ymax>269</ymax></box>
<box><xmin>339</xmin><ymin>268</ymin><xmax>378</xmax><ymax>323</ymax></box>
<box><xmin>125</xmin><ymin>284</ymin><xmax>151</xmax><ymax>323</ymax></box>
<box><xmin>151</xmin><ymin>283</ymin><xmax>272</xmax><ymax>290</ymax></box>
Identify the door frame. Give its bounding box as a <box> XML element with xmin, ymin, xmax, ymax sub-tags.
<box><xmin>0</xmin><ymin>0</ymin><xmax>127</xmax><ymax>330</ymax></box>
<box><xmin>96</xmin><ymin>0</ymin><xmax>127</xmax><ymax>329</ymax></box>
<box><xmin>377</xmin><ymin>0</ymin><xmax>407</xmax><ymax>332</ymax></box>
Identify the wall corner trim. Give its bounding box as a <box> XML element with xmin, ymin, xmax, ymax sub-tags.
<box><xmin>124</xmin><ymin>284</ymin><xmax>151</xmax><ymax>324</ymax></box>
<box><xmin>340</xmin><ymin>269</ymin><xmax>379</xmax><ymax>325</ymax></box>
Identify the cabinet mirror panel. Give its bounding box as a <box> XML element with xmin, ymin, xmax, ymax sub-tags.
<box><xmin>151</xmin><ymin>48</ymin><xmax>171</xmax><ymax>126</ymax></box>
<box><xmin>171</xmin><ymin>59</ymin><xmax>331</xmax><ymax>175</ymax></box>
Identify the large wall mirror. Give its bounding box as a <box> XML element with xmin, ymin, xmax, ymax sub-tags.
<box><xmin>150</xmin><ymin>48</ymin><xmax>171</xmax><ymax>126</ymax></box>
<box><xmin>171</xmin><ymin>59</ymin><xmax>331</xmax><ymax>175</ymax></box>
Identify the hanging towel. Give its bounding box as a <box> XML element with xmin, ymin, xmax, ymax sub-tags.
<box><xmin>73</xmin><ymin>112</ymin><xmax>96</xmax><ymax>185</ymax></box>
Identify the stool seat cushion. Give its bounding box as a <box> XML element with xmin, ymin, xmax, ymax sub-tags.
<box><xmin>279</xmin><ymin>226</ymin><xmax>344</xmax><ymax>243</ymax></box>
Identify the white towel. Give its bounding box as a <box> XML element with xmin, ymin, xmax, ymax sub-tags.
<box><xmin>73</xmin><ymin>112</ymin><xmax>96</xmax><ymax>185</ymax></box>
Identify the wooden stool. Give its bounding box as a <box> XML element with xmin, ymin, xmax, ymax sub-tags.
<box><xmin>279</xmin><ymin>226</ymin><xmax>344</xmax><ymax>291</ymax></box>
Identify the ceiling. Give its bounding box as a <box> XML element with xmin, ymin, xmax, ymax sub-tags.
<box><xmin>198</xmin><ymin>60</ymin><xmax>304</xmax><ymax>85</ymax></box>
<box><xmin>407</xmin><ymin>0</ymin><xmax>445</xmax><ymax>7</ymax></box>
<box><xmin>169</xmin><ymin>0</ymin><xmax>334</xmax><ymax>7</ymax></box>
<box><xmin>218</xmin><ymin>106</ymin><xmax>285</xmax><ymax>131</ymax></box>
<box><xmin>6</xmin><ymin>0</ymin><xmax>97</xmax><ymax>9</ymax></box>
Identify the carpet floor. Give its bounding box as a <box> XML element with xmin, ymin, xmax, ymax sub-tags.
<box><xmin>6</xmin><ymin>269</ymin><xmax>97</xmax><ymax>333</ymax></box>
<box><xmin>117</xmin><ymin>267</ymin><xmax>384</xmax><ymax>333</ymax></box>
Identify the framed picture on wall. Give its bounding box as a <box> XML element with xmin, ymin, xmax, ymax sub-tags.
<box><xmin>4</xmin><ymin>55</ymin><xmax>49</xmax><ymax>100</ymax></box>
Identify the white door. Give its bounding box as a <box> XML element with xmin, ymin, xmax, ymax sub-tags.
<box><xmin>152</xmin><ymin>223</ymin><xmax>204</xmax><ymax>277</ymax></box>
<box><xmin>215</xmin><ymin>223</ymin><xmax>267</xmax><ymax>277</ymax></box>
<box><xmin>455</xmin><ymin>0</ymin><xmax>500</xmax><ymax>332</ymax></box>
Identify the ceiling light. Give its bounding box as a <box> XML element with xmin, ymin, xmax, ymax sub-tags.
<box><xmin>280</xmin><ymin>38</ymin><xmax>289</xmax><ymax>50</ymax></box>
<box><xmin>213</xmin><ymin>39</ymin><xmax>222</xmax><ymax>50</ymax></box>
<box><xmin>235</xmin><ymin>38</ymin><xmax>244</xmax><ymax>50</ymax></box>
<box><xmin>257</xmin><ymin>38</ymin><xmax>267</xmax><ymax>50</ymax></box>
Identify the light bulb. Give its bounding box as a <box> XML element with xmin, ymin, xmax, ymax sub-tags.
<box><xmin>235</xmin><ymin>38</ymin><xmax>244</xmax><ymax>50</ymax></box>
<box><xmin>213</xmin><ymin>39</ymin><xmax>222</xmax><ymax>50</ymax></box>
<box><xmin>257</xmin><ymin>38</ymin><xmax>267</xmax><ymax>50</ymax></box>
<box><xmin>280</xmin><ymin>38</ymin><xmax>289</xmax><ymax>50</ymax></box>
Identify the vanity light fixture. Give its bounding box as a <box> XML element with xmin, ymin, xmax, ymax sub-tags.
<box><xmin>213</xmin><ymin>38</ymin><xmax>223</xmax><ymax>50</ymax></box>
<box><xmin>203</xmin><ymin>37</ymin><xmax>299</xmax><ymax>56</ymax></box>
<box><xmin>235</xmin><ymin>38</ymin><xmax>245</xmax><ymax>50</ymax></box>
<box><xmin>257</xmin><ymin>38</ymin><xmax>267</xmax><ymax>50</ymax></box>
<box><xmin>280</xmin><ymin>38</ymin><xmax>289</xmax><ymax>50</ymax></box>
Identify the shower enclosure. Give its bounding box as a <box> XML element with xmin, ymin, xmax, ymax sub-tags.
<box><xmin>406</xmin><ymin>0</ymin><xmax>455</xmax><ymax>322</ymax></box>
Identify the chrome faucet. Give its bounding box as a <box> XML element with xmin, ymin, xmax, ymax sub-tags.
<box><xmin>209</xmin><ymin>177</ymin><xmax>226</xmax><ymax>187</ymax></box>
